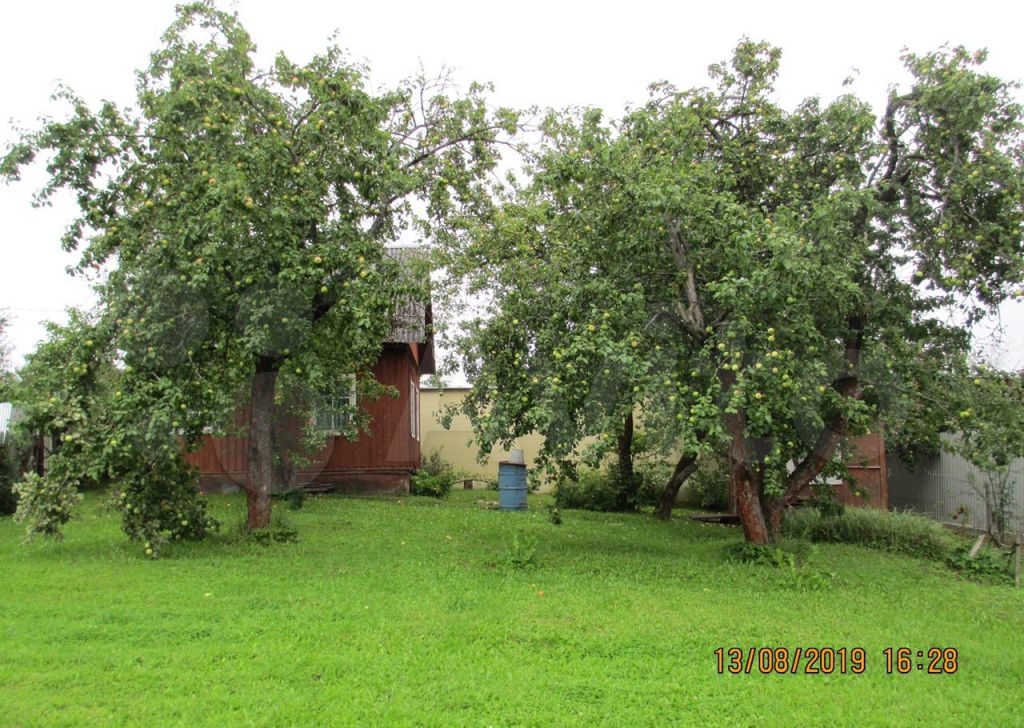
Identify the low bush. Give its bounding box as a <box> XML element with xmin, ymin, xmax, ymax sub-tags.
<box><xmin>946</xmin><ymin>544</ymin><xmax>1014</xmax><ymax>584</ymax></box>
<box><xmin>680</xmin><ymin>463</ymin><xmax>729</xmax><ymax>511</ymax></box>
<box><xmin>783</xmin><ymin>507</ymin><xmax>959</xmax><ymax>561</ymax></box>
<box><xmin>553</xmin><ymin>462</ymin><xmax>668</xmax><ymax>513</ymax></box>
<box><xmin>410</xmin><ymin>449</ymin><xmax>461</xmax><ymax>498</ymax></box>
<box><xmin>553</xmin><ymin>468</ymin><xmax>622</xmax><ymax>512</ymax></box>
<box><xmin>410</xmin><ymin>471</ymin><xmax>454</xmax><ymax>498</ymax></box>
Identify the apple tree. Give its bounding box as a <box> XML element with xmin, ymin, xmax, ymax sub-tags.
<box><xmin>444</xmin><ymin>41</ymin><xmax>1024</xmax><ymax>541</ymax></box>
<box><xmin>2</xmin><ymin>1</ymin><xmax>517</xmax><ymax>536</ymax></box>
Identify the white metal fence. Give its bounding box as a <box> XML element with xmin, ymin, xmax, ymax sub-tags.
<box><xmin>889</xmin><ymin>436</ymin><xmax>1024</xmax><ymax>534</ymax></box>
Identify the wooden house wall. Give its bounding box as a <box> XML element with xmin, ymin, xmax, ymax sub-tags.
<box><xmin>185</xmin><ymin>343</ymin><xmax>422</xmax><ymax>494</ymax></box>
<box><xmin>837</xmin><ymin>431</ymin><xmax>888</xmax><ymax>509</ymax></box>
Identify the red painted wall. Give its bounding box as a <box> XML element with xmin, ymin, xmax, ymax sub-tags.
<box><xmin>185</xmin><ymin>343</ymin><xmax>422</xmax><ymax>494</ymax></box>
<box><xmin>837</xmin><ymin>431</ymin><xmax>888</xmax><ymax>509</ymax></box>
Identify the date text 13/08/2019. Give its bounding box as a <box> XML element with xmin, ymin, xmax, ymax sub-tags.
<box><xmin>714</xmin><ymin>647</ymin><xmax>959</xmax><ymax>675</ymax></box>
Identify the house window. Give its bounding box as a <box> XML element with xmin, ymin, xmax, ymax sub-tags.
<box><xmin>315</xmin><ymin>376</ymin><xmax>357</xmax><ymax>433</ymax></box>
<box><xmin>410</xmin><ymin>378</ymin><xmax>420</xmax><ymax>441</ymax></box>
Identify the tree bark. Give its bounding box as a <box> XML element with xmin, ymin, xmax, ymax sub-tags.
<box><xmin>247</xmin><ymin>357</ymin><xmax>279</xmax><ymax>529</ymax></box>
<box><xmin>617</xmin><ymin>411</ymin><xmax>635</xmax><ymax>483</ymax></box>
<box><xmin>614</xmin><ymin>411</ymin><xmax>636</xmax><ymax>511</ymax></box>
<box><xmin>718</xmin><ymin>368</ymin><xmax>773</xmax><ymax>543</ymax></box>
<box><xmin>734</xmin><ymin>465</ymin><xmax>771</xmax><ymax>543</ymax></box>
<box><xmin>655</xmin><ymin>452</ymin><xmax>699</xmax><ymax>520</ymax></box>
<box><xmin>762</xmin><ymin>494</ymin><xmax>784</xmax><ymax>543</ymax></box>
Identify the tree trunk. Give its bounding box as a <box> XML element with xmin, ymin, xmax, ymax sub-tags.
<box><xmin>655</xmin><ymin>452</ymin><xmax>698</xmax><ymax>520</ymax></box>
<box><xmin>34</xmin><ymin>433</ymin><xmax>46</xmax><ymax>476</ymax></box>
<box><xmin>762</xmin><ymin>494</ymin><xmax>784</xmax><ymax>543</ymax></box>
<box><xmin>717</xmin><ymin>368</ymin><xmax>772</xmax><ymax>543</ymax></box>
<box><xmin>247</xmin><ymin>357</ymin><xmax>279</xmax><ymax>529</ymax></box>
<box><xmin>614</xmin><ymin>411</ymin><xmax>636</xmax><ymax>511</ymax></box>
<box><xmin>617</xmin><ymin>411</ymin><xmax>635</xmax><ymax>484</ymax></box>
<box><xmin>734</xmin><ymin>465</ymin><xmax>772</xmax><ymax>543</ymax></box>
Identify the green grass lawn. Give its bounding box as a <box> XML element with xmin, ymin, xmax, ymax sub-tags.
<box><xmin>2</xmin><ymin>490</ymin><xmax>1021</xmax><ymax>727</ymax></box>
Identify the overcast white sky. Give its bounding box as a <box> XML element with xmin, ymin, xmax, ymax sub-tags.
<box><xmin>2</xmin><ymin>0</ymin><xmax>1022</xmax><ymax>371</ymax></box>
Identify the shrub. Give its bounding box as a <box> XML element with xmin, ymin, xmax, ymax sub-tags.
<box><xmin>553</xmin><ymin>467</ymin><xmax>621</xmax><ymax>512</ymax></box>
<box><xmin>946</xmin><ymin>544</ymin><xmax>1014</xmax><ymax>584</ymax></box>
<box><xmin>724</xmin><ymin>540</ymin><xmax>836</xmax><ymax>591</ymax></box>
<box><xmin>783</xmin><ymin>507</ymin><xmax>959</xmax><ymax>561</ymax></box>
<box><xmin>809</xmin><ymin>481</ymin><xmax>845</xmax><ymax>518</ymax></box>
<box><xmin>410</xmin><ymin>471</ymin><xmax>454</xmax><ymax>498</ymax></box>
<box><xmin>681</xmin><ymin>464</ymin><xmax>729</xmax><ymax>511</ymax></box>
<box><xmin>0</xmin><ymin>473</ymin><xmax>15</xmax><ymax>516</ymax></box>
<box><xmin>13</xmin><ymin>472</ymin><xmax>83</xmax><ymax>540</ymax></box>
<box><xmin>410</xmin><ymin>449</ymin><xmax>460</xmax><ymax>498</ymax></box>
<box><xmin>554</xmin><ymin>462</ymin><xmax>679</xmax><ymax>513</ymax></box>
<box><xmin>115</xmin><ymin>456</ymin><xmax>219</xmax><ymax>557</ymax></box>
<box><xmin>633</xmin><ymin>461</ymin><xmax>673</xmax><ymax>510</ymax></box>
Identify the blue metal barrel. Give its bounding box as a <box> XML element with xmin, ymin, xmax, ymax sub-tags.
<box><xmin>497</xmin><ymin>462</ymin><xmax>528</xmax><ymax>511</ymax></box>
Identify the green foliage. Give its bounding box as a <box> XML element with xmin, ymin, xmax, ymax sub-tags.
<box><xmin>954</xmin><ymin>368</ymin><xmax>1024</xmax><ymax>471</ymax></box>
<box><xmin>114</xmin><ymin>457</ymin><xmax>218</xmax><ymax>558</ymax></box>
<box><xmin>496</xmin><ymin>530</ymin><xmax>537</xmax><ymax>569</ymax></box>
<box><xmin>8</xmin><ymin>315</ymin><xmax>216</xmax><ymax>553</ymax></box>
<box><xmin>442</xmin><ymin>39</ymin><xmax>1024</xmax><ymax>543</ymax></box>
<box><xmin>233</xmin><ymin>511</ymin><xmax>299</xmax><ymax>545</ymax></box>
<box><xmin>724</xmin><ymin>540</ymin><xmax>812</xmax><ymax>569</ymax></box>
<box><xmin>546</xmin><ymin>502</ymin><xmax>562</xmax><ymax>525</ymax></box>
<box><xmin>724</xmin><ymin>540</ymin><xmax>837</xmax><ymax>591</ymax></box>
<box><xmin>248</xmin><ymin>522</ymin><xmax>300</xmax><ymax>546</ymax></box>
<box><xmin>783</xmin><ymin>507</ymin><xmax>959</xmax><ymax>561</ymax></box>
<box><xmin>946</xmin><ymin>544</ymin><xmax>1014</xmax><ymax>584</ymax></box>
<box><xmin>553</xmin><ymin>467</ymin><xmax>622</xmax><ymax>512</ymax></box>
<box><xmin>410</xmin><ymin>449</ymin><xmax>461</xmax><ymax>498</ymax></box>
<box><xmin>12</xmin><ymin>472</ymin><xmax>83</xmax><ymax>541</ymax></box>
<box><xmin>2</xmin><ymin>1</ymin><xmax>516</xmax><ymax>534</ymax></box>
<box><xmin>681</xmin><ymin>463</ymin><xmax>730</xmax><ymax>511</ymax></box>
<box><xmin>0</xmin><ymin>473</ymin><xmax>16</xmax><ymax>517</ymax></box>
<box><xmin>409</xmin><ymin>471</ymin><xmax>454</xmax><ymax>498</ymax></box>
<box><xmin>553</xmin><ymin>460</ymin><xmax>667</xmax><ymax>513</ymax></box>
<box><xmin>951</xmin><ymin>367</ymin><xmax>1024</xmax><ymax>539</ymax></box>
<box><xmin>809</xmin><ymin>482</ymin><xmax>846</xmax><ymax>518</ymax></box>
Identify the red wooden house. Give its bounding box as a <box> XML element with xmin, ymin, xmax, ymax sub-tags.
<box><xmin>184</xmin><ymin>247</ymin><xmax>434</xmax><ymax>495</ymax></box>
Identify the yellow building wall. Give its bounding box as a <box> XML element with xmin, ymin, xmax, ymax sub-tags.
<box><xmin>420</xmin><ymin>387</ymin><xmax>546</xmax><ymax>482</ymax></box>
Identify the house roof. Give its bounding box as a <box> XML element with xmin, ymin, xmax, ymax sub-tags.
<box><xmin>384</xmin><ymin>246</ymin><xmax>435</xmax><ymax>375</ymax></box>
<box><xmin>0</xmin><ymin>403</ymin><xmax>13</xmax><ymax>445</ymax></box>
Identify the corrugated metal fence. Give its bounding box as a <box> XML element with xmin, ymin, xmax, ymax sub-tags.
<box><xmin>889</xmin><ymin>436</ymin><xmax>1024</xmax><ymax>533</ymax></box>
<box><xmin>0</xmin><ymin>403</ymin><xmax>13</xmax><ymax>445</ymax></box>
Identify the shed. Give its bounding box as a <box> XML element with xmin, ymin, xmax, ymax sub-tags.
<box><xmin>184</xmin><ymin>246</ymin><xmax>434</xmax><ymax>495</ymax></box>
